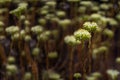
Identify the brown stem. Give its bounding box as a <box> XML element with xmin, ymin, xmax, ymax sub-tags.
<box><xmin>0</xmin><ymin>44</ymin><xmax>7</xmax><ymax>64</ymax></box>
<box><xmin>24</xmin><ymin>43</ymin><xmax>32</xmax><ymax>67</ymax></box>
<box><xmin>45</xmin><ymin>42</ymin><xmax>49</xmax><ymax>70</ymax></box>
<box><xmin>88</xmin><ymin>39</ymin><xmax>92</xmax><ymax>74</ymax></box>
<box><xmin>31</xmin><ymin>60</ymin><xmax>39</xmax><ymax>80</ymax></box>
<box><xmin>69</xmin><ymin>47</ymin><xmax>74</xmax><ymax>80</ymax></box>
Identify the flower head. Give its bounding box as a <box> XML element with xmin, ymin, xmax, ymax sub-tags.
<box><xmin>74</xmin><ymin>29</ymin><xmax>91</xmax><ymax>41</ymax></box>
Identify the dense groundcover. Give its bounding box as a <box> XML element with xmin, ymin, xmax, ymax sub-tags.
<box><xmin>0</xmin><ymin>0</ymin><xmax>120</xmax><ymax>80</ymax></box>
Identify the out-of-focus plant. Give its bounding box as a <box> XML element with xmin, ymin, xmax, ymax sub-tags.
<box><xmin>106</xmin><ymin>69</ymin><xmax>119</xmax><ymax>80</ymax></box>
<box><xmin>10</xmin><ymin>2</ymin><xmax>28</xmax><ymax>18</ymax></box>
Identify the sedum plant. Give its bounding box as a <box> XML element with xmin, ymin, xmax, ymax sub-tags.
<box><xmin>7</xmin><ymin>56</ymin><xmax>15</xmax><ymax>64</ymax></box>
<box><xmin>83</xmin><ymin>22</ymin><xmax>98</xmax><ymax>32</ymax></box>
<box><xmin>5</xmin><ymin>26</ymin><xmax>19</xmax><ymax>35</ymax></box>
<box><xmin>37</xmin><ymin>30</ymin><xmax>51</xmax><ymax>42</ymax></box>
<box><xmin>56</xmin><ymin>11</ymin><xmax>66</xmax><ymax>19</ymax></box>
<box><xmin>116</xmin><ymin>57</ymin><xmax>120</xmax><ymax>64</ymax></box>
<box><xmin>73</xmin><ymin>73</ymin><xmax>81</xmax><ymax>79</ymax></box>
<box><xmin>10</xmin><ymin>2</ymin><xmax>28</xmax><ymax>18</ymax></box>
<box><xmin>6</xmin><ymin>64</ymin><xmax>18</xmax><ymax>76</ymax></box>
<box><xmin>103</xmin><ymin>28</ymin><xmax>114</xmax><ymax>38</ymax></box>
<box><xmin>32</xmin><ymin>47</ymin><xmax>40</xmax><ymax>56</ymax></box>
<box><xmin>58</xmin><ymin>19</ymin><xmax>71</xmax><ymax>30</ymax></box>
<box><xmin>31</xmin><ymin>25</ymin><xmax>44</xmax><ymax>35</ymax></box>
<box><xmin>64</xmin><ymin>35</ymin><xmax>81</xmax><ymax>46</ymax></box>
<box><xmin>106</xmin><ymin>69</ymin><xmax>119</xmax><ymax>80</ymax></box>
<box><xmin>74</xmin><ymin>29</ymin><xmax>91</xmax><ymax>41</ymax></box>
<box><xmin>23</xmin><ymin>72</ymin><xmax>32</xmax><ymax>80</ymax></box>
<box><xmin>48</xmin><ymin>51</ymin><xmax>58</xmax><ymax>59</ymax></box>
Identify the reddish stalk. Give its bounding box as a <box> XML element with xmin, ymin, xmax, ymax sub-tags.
<box><xmin>31</xmin><ymin>60</ymin><xmax>39</xmax><ymax>80</ymax></box>
<box><xmin>69</xmin><ymin>47</ymin><xmax>75</xmax><ymax>80</ymax></box>
<box><xmin>0</xmin><ymin>44</ymin><xmax>7</xmax><ymax>64</ymax></box>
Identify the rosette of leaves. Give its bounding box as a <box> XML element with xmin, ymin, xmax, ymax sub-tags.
<box><xmin>74</xmin><ymin>29</ymin><xmax>91</xmax><ymax>41</ymax></box>
<box><xmin>64</xmin><ymin>35</ymin><xmax>81</xmax><ymax>46</ymax></box>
